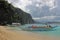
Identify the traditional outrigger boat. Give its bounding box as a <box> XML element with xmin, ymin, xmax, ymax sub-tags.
<box><xmin>22</xmin><ymin>25</ymin><xmax>56</xmax><ymax>31</ymax></box>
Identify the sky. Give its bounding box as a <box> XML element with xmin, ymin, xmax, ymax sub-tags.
<box><xmin>8</xmin><ymin>0</ymin><xmax>57</xmax><ymax>11</ymax></box>
<box><xmin>7</xmin><ymin>0</ymin><xmax>60</xmax><ymax>22</ymax></box>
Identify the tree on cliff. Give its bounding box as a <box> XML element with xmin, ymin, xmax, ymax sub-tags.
<box><xmin>0</xmin><ymin>0</ymin><xmax>15</xmax><ymax>25</ymax></box>
<box><xmin>0</xmin><ymin>0</ymin><xmax>34</xmax><ymax>25</ymax></box>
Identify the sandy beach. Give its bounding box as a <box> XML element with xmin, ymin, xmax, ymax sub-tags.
<box><xmin>0</xmin><ymin>26</ymin><xmax>60</xmax><ymax>40</ymax></box>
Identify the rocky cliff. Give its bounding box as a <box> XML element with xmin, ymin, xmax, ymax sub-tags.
<box><xmin>15</xmin><ymin>8</ymin><xmax>34</xmax><ymax>24</ymax></box>
<box><xmin>0</xmin><ymin>1</ymin><xmax>34</xmax><ymax>25</ymax></box>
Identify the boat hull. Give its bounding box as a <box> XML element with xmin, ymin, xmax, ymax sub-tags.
<box><xmin>22</xmin><ymin>27</ymin><xmax>54</xmax><ymax>31</ymax></box>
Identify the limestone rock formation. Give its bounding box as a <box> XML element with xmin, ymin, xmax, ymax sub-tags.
<box><xmin>0</xmin><ymin>1</ymin><xmax>34</xmax><ymax>25</ymax></box>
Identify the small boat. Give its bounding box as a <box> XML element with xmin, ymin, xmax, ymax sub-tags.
<box><xmin>22</xmin><ymin>25</ymin><xmax>55</xmax><ymax>31</ymax></box>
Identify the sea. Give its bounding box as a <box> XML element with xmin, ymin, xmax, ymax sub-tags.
<box><xmin>9</xmin><ymin>24</ymin><xmax>60</xmax><ymax>37</ymax></box>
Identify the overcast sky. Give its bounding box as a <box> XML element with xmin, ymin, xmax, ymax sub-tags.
<box><xmin>7</xmin><ymin>0</ymin><xmax>60</xmax><ymax>22</ymax></box>
<box><xmin>8</xmin><ymin>0</ymin><xmax>57</xmax><ymax>11</ymax></box>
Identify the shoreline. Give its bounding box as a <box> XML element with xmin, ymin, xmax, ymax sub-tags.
<box><xmin>0</xmin><ymin>26</ymin><xmax>60</xmax><ymax>40</ymax></box>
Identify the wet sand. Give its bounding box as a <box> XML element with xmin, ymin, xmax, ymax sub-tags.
<box><xmin>0</xmin><ymin>26</ymin><xmax>60</xmax><ymax>40</ymax></box>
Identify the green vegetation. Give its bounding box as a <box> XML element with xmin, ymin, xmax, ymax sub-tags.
<box><xmin>0</xmin><ymin>1</ymin><xmax>34</xmax><ymax>25</ymax></box>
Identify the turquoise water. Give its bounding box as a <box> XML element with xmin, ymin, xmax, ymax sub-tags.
<box><xmin>9</xmin><ymin>24</ymin><xmax>60</xmax><ymax>37</ymax></box>
<box><xmin>19</xmin><ymin>24</ymin><xmax>60</xmax><ymax>37</ymax></box>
